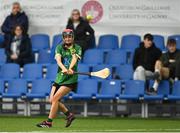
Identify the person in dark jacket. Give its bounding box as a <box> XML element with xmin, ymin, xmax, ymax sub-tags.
<box><xmin>150</xmin><ymin>39</ymin><xmax>180</xmax><ymax>94</ymax></box>
<box><xmin>5</xmin><ymin>25</ymin><xmax>33</xmax><ymax>67</ymax></box>
<box><xmin>133</xmin><ymin>33</ymin><xmax>162</xmax><ymax>81</ymax></box>
<box><xmin>66</xmin><ymin>9</ymin><xmax>94</xmax><ymax>53</ymax></box>
<box><xmin>1</xmin><ymin>2</ymin><xmax>29</xmax><ymax>48</ymax></box>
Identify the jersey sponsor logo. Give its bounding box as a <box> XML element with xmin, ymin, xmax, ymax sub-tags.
<box><xmin>63</xmin><ymin>57</ymin><xmax>71</xmax><ymax>67</ymax></box>
<box><xmin>81</xmin><ymin>0</ymin><xmax>103</xmax><ymax>24</ymax></box>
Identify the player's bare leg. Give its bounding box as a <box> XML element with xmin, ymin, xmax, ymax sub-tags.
<box><xmin>58</xmin><ymin>102</ymin><xmax>68</xmax><ymax>113</ymax></box>
<box><xmin>37</xmin><ymin>86</ymin><xmax>73</xmax><ymax>128</ymax></box>
<box><xmin>148</xmin><ymin>60</ymin><xmax>170</xmax><ymax>95</ymax></box>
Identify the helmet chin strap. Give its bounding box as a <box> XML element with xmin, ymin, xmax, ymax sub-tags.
<box><xmin>64</xmin><ymin>43</ymin><xmax>73</xmax><ymax>49</ymax></box>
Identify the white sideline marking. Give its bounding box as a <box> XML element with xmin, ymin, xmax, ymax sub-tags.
<box><xmin>1</xmin><ymin>128</ymin><xmax>180</xmax><ymax>133</ymax></box>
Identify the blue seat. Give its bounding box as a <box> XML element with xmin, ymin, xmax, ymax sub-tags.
<box><xmin>26</xmin><ymin>79</ymin><xmax>51</xmax><ymax>99</ymax></box>
<box><xmin>144</xmin><ymin>80</ymin><xmax>170</xmax><ymax>100</ymax></box>
<box><xmin>0</xmin><ymin>80</ymin><xmax>4</xmax><ymax>95</ymax></box>
<box><xmin>0</xmin><ymin>63</ymin><xmax>20</xmax><ymax>80</ymax></box>
<box><xmin>46</xmin><ymin>64</ymin><xmax>58</xmax><ymax>81</ymax></box>
<box><xmin>115</xmin><ymin>64</ymin><xmax>133</xmax><ymax>80</ymax></box>
<box><xmin>71</xmin><ymin>79</ymin><xmax>98</xmax><ymax>99</ymax></box>
<box><xmin>31</xmin><ymin>34</ymin><xmax>50</xmax><ymax>52</ymax></box>
<box><xmin>121</xmin><ymin>34</ymin><xmax>141</xmax><ymax>52</ymax></box>
<box><xmin>168</xmin><ymin>35</ymin><xmax>180</xmax><ymax>50</ymax></box>
<box><xmin>22</xmin><ymin>64</ymin><xmax>42</xmax><ymax>81</ymax></box>
<box><xmin>0</xmin><ymin>34</ymin><xmax>4</xmax><ymax>47</ymax></box>
<box><xmin>128</xmin><ymin>51</ymin><xmax>134</xmax><ymax>64</ymax></box>
<box><xmin>96</xmin><ymin>80</ymin><xmax>121</xmax><ymax>99</ymax></box>
<box><xmin>51</xmin><ymin>34</ymin><xmax>63</xmax><ymax>63</ymax></box>
<box><xmin>153</xmin><ymin>35</ymin><xmax>165</xmax><ymax>51</ymax></box>
<box><xmin>98</xmin><ymin>34</ymin><xmax>119</xmax><ymax>50</ymax></box>
<box><xmin>83</xmin><ymin>49</ymin><xmax>104</xmax><ymax>66</ymax></box>
<box><xmin>0</xmin><ymin>49</ymin><xmax>6</xmax><ymax>65</ymax></box>
<box><xmin>52</xmin><ymin>34</ymin><xmax>62</xmax><ymax>50</ymax></box>
<box><xmin>105</xmin><ymin>50</ymin><xmax>127</xmax><ymax>66</ymax></box>
<box><xmin>119</xmin><ymin>80</ymin><xmax>145</xmax><ymax>100</ymax></box>
<box><xmin>78</xmin><ymin>64</ymin><xmax>90</xmax><ymax>81</ymax></box>
<box><xmin>3</xmin><ymin>79</ymin><xmax>27</xmax><ymax>98</ymax></box>
<box><xmin>37</xmin><ymin>50</ymin><xmax>51</xmax><ymax>65</ymax></box>
<box><xmin>92</xmin><ymin>65</ymin><xmax>112</xmax><ymax>80</ymax></box>
<box><xmin>168</xmin><ymin>81</ymin><xmax>180</xmax><ymax>100</ymax></box>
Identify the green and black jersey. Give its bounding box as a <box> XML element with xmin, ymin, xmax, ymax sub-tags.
<box><xmin>54</xmin><ymin>44</ymin><xmax>82</xmax><ymax>85</ymax></box>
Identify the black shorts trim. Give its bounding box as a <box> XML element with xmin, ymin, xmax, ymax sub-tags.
<box><xmin>52</xmin><ymin>82</ymin><xmax>77</xmax><ymax>95</ymax></box>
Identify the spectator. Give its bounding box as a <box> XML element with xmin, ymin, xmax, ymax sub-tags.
<box><xmin>5</xmin><ymin>25</ymin><xmax>34</xmax><ymax>67</ymax></box>
<box><xmin>149</xmin><ymin>39</ymin><xmax>180</xmax><ymax>94</ymax></box>
<box><xmin>1</xmin><ymin>2</ymin><xmax>29</xmax><ymax>48</ymax></box>
<box><xmin>66</xmin><ymin>9</ymin><xmax>94</xmax><ymax>53</ymax></box>
<box><xmin>133</xmin><ymin>33</ymin><xmax>162</xmax><ymax>81</ymax></box>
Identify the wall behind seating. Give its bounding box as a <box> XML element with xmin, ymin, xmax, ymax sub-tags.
<box><xmin>0</xmin><ymin>0</ymin><xmax>180</xmax><ymax>45</ymax></box>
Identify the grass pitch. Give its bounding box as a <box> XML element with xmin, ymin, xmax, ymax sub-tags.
<box><xmin>0</xmin><ymin>116</ymin><xmax>180</xmax><ymax>132</ymax></box>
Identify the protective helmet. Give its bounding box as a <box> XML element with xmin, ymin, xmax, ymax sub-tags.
<box><xmin>62</xmin><ymin>29</ymin><xmax>74</xmax><ymax>39</ymax></box>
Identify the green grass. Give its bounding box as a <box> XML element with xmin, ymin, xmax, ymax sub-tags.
<box><xmin>0</xmin><ymin>116</ymin><xmax>180</xmax><ymax>132</ymax></box>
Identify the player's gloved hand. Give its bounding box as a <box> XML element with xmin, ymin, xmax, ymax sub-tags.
<box><xmin>68</xmin><ymin>69</ymin><xmax>74</xmax><ymax>75</ymax></box>
<box><xmin>62</xmin><ymin>68</ymin><xmax>68</xmax><ymax>74</ymax></box>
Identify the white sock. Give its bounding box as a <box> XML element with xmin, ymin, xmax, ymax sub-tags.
<box><xmin>153</xmin><ymin>81</ymin><xmax>159</xmax><ymax>91</ymax></box>
<box><xmin>175</xmin><ymin>77</ymin><xmax>179</xmax><ymax>81</ymax></box>
<box><xmin>155</xmin><ymin>69</ymin><xmax>160</xmax><ymax>73</ymax></box>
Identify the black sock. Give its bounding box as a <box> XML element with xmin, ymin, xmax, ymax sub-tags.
<box><xmin>47</xmin><ymin>118</ymin><xmax>53</xmax><ymax>122</ymax></box>
<box><xmin>64</xmin><ymin>111</ymin><xmax>70</xmax><ymax>116</ymax></box>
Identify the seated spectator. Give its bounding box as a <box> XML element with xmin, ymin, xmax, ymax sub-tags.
<box><xmin>5</xmin><ymin>25</ymin><xmax>34</xmax><ymax>67</ymax></box>
<box><xmin>133</xmin><ymin>33</ymin><xmax>162</xmax><ymax>81</ymax></box>
<box><xmin>66</xmin><ymin>9</ymin><xmax>94</xmax><ymax>53</ymax></box>
<box><xmin>1</xmin><ymin>2</ymin><xmax>29</xmax><ymax>48</ymax></box>
<box><xmin>149</xmin><ymin>39</ymin><xmax>180</xmax><ymax>94</ymax></box>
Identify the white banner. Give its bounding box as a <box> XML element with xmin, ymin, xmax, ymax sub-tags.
<box><xmin>0</xmin><ymin>0</ymin><xmax>180</xmax><ymax>37</ymax></box>
<box><xmin>0</xmin><ymin>0</ymin><xmax>180</xmax><ymax>27</ymax></box>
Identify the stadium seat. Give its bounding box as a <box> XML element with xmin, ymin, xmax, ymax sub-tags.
<box><xmin>128</xmin><ymin>51</ymin><xmax>134</xmax><ymax>64</ymax></box>
<box><xmin>26</xmin><ymin>79</ymin><xmax>51</xmax><ymax>99</ymax></box>
<box><xmin>51</xmin><ymin>34</ymin><xmax>63</xmax><ymax>63</ymax></box>
<box><xmin>115</xmin><ymin>64</ymin><xmax>134</xmax><ymax>80</ymax></box>
<box><xmin>37</xmin><ymin>50</ymin><xmax>51</xmax><ymax>65</ymax></box>
<box><xmin>31</xmin><ymin>34</ymin><xmax>50</xmax><ymax>52</ymax></box>
<box><xmin>83</xmin><ymin>49</ymin><xmax>104</xmax><ymax>66</ymax></box>
<box><xmin>96</xmin><ymin>80</ymin><xmax>121</xmax><ymax>99</ymax></box>
<box><xmin>71</xmin><ymin>79</ymin><xmax>98</xmax><ymax>99</ymax></box>
<box><xmin>0</xmin><ymin>34</ymin><xmax>4</xmax><ymax>47</ymax></box>
<box><xmin>0</xmin><ymin>49</ymin><xmax>6</xmax><ymax>65</ymax></box>
<box><xmin>52</xmin><ymin>34</ymin><xmax>63</xmax><ymax>50</ymax></box>
<box><xmin>98</xmin><ymin>34</ymin><xmax>119</xmax><ymax>50</ymax></box>
<box><xmin>22</xmin><ymin>64</ymin><xmax>42</xmax><ymax>81</ymax></box>
<box><xmin>144</xmin><ymin>80</ymin><xmax>170</xmax><ymax>100</ymax></box>
<box><xmin>168</xmin><ymin>81</ymin><xmax>180</xmax><ymax>100</ymax></box>
<box><xmin>3</xmin><ymin>79</ymin><xmax>27</xmax><ymax>98</ymax></box>
<box><xmin>78</xmin><ymin>64</ymin><xmax>90</xmax><ymax>81</ymax></box>
<box><xmin>121</xmin><ymin>34</ymin><xmax>141</xmax><ymax>52</ymax></box>
<box><xmin>46</xmin><ymin>64</ymin><xmax>58</xmax><ymax>81</ymax></box>
<box><xmin>168</xmin><ymin>35</ymin><xmax>180</xmax><ymax>50</ymax></box>
<box><xmin>153</xmin><ymin>35</ymin><xmax>165</xmax><ymax>51</ymax></box>
<box><xmin>119</xmin><ymin>80</ymin><xmax>145</xmax><ymax>100</ymax></box>
<box><xmin>105</xmin><ymin>50</ymin><xmax>127</xmax><ymax>66</ymax></box>
<box><xmin>0</xmin><ymin>80</ymin><xmax>4</xmax><ymax>95</ymax></box>
<box><xmin>0</xmin><ymin>63</ymin><xmax>20</xmax><ymax>80</ymax></box>
<box><xmin>92</xmin><ymin>65</ymin><xmax>112</xmax><ymax>80</ymax></box>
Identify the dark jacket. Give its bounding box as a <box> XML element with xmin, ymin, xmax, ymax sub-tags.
<box><xmin>5</xmin><ymin>34</ymin><xmax>33</xmax><ymax>66</ymax></box>
<box><xmin>133</xmin><ymin>42</ymin><xmax>162</xmax><ymax>72</ymax></box>
<box><xmin>1</xmin><ymin>12</ymin><xmax>29</xmax><ymax>35</ymax></box>
<box><xmin>66</xmin><ymin>17</ymin><xmax>94</xmax><ymax>51</ymax></box>
<box><xmin>160</xmin><ymin>49</ymin><xmax>180</xmax><ymax>69</ymax></box>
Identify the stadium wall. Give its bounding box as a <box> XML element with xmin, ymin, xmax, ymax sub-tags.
<box><xmin>0</xmin><ymin>0</ymin><xmax>180</xmax><ymax>45</ymax></box>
